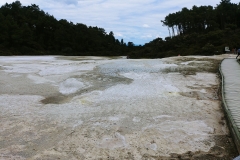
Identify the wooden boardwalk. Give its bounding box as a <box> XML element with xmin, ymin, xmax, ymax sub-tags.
<box><xmin>220</xmin><ymin>58</ymin><xmax>240</xmax><ymax>153</ymax></box>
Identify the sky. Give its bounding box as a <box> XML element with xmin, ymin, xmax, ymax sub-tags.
<box><xmin>1</xmin><ymin>0</ymin><xmax>239</xmax><ymax>45</ymax></box>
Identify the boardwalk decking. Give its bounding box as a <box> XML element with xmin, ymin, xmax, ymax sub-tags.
<box><xmin>220</xmin><ymin>58</ymin><xmax>240</xmax><ymax>153</ymax></box>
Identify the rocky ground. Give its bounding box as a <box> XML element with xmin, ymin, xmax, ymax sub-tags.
<box><xmin>0</xmin><ymin>55</ymin><xmax>238</xmax><ymax>159</ymax></box>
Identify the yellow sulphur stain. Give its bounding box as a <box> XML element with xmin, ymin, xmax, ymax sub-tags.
<box><xmin>79</xmin><ymin>98</ymin><xmax>91</xmax><ymax>105</ymax></box>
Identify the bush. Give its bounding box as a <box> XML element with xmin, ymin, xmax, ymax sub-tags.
<box><xmin>201</xmin><ymin>43</ymin><xmax>215</xmax><ymax>55</ymax></box>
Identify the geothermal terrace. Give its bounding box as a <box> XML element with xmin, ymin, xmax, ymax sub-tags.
<box><xmin>0</xmin><ymin>55</ymin><xmax>238</xmax><ymax>159</ymax></box>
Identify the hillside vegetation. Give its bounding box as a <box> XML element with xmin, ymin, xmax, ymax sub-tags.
<box><xmin>130</xmin><ymin>0</ymin><xmax>240</xmax><ymax>58</ymax></box>
<box><xmin>0</xmin><ymin>0</ymin><xmax>239</xmax><ymax>57</ymax></box>
<box><xmin>0</xmin><ymin>1</ymin><xmax>134</xmax><ymax>56</ymax></box>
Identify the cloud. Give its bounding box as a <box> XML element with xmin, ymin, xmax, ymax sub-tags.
<box><xmin>54</xmin><ymin>0</ymin><xmax>78</xmax><ymax>5</ymax></box>
<box><xmin>115</xmin><ymin>33</ymin><xmax>124</xmax><ymax>37</ymax></box>
<box><xmin>141</xmin><ymin>34</ymin><xmax>153</xmax><ymax>38</ymax></box>
<box><xmin>143</xmin><ymin>24</ymin><xmax>150</xmax><ymax>28</ymax></box>
<box><xmin>1</xmin><ymin>0</ymin><xmax>239</xmax><ymax>45</ymax></box>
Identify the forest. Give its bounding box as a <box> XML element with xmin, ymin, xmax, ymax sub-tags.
<box><xmin>0</xmin><ymin>1</ymin><xmax>134</xmax><ymax>56</ymax></box>
<box><xmin>0</xmin><ymin>0</ymin><xmax>240</xmax><ymax>57</ymax></box>
<box><xmin>129</xmin><ymin>0</ymin><xmax>240</xmax><ymax>58</ymax></box>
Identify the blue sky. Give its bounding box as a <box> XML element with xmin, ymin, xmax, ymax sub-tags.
<box><xmin>1</xmin><ymin>0</ymin><xmax>239</xmax><ymax>45</ymax></box>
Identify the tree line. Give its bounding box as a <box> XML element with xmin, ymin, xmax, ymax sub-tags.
<box><xmin>130</xmin><ymin>0</ymin><xmax>240</xmax><ymax>58</ymax></box>
<box><xmin>0</xmin><ymin>1</ymin><xmax>136</xmax><ymax>56</ymax></box>
<box><xmin>162</xmin><ymin>0</ymin><xmax>240</xmax><ymax>36</ymax></box>
<box><xmin>1</xmin><ymin>0</ymin><xmax>240</xmax><ymax>58</ymax></box>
